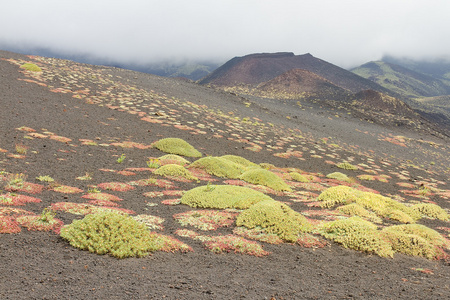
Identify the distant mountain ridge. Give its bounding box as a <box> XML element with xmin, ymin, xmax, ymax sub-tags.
<box><xmin>351</xmin><ymin>61</ymin><xmax>450</xmax><ymax>98</ymax></box>
<box><xmin>382</xmin><ymin>55</ymin><xmax>450</xmax><ymax>84</ymax></box>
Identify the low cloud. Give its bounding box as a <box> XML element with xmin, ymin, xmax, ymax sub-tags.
<box><xmin>1</xmin><ymin>0</ymin><xmax>449</xmax><ymax>68</ymax></box>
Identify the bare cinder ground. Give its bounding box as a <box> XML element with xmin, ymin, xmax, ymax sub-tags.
<box><xmin>0</xmin><ymin>50</ymin><xmax>449</xmax><ymax>299</ymax></box>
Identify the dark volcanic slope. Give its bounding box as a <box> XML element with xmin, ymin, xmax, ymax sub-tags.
<box><xmin>1</xmin><ymin>50</ymin><xmax>450</xmax><ymax>300</ymax></box>
<box><xmin>257</xmin><ymin>68</ymin><xmax>346</xmax><ymax>94</ymax></box>
<box><xmin>354</xmin><ymin>90</ymin><xmax>419</xmax><ymax>118</ymax></box>
<box><xmin>199</xmin><ymin>52</ymin><xmax>391</xmax><ymax>93</ymax></box>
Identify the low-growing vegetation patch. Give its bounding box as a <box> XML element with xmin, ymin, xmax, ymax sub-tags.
<box><xmin>51</xmin><ymin>202</ymin><xmax>134</xmax><ymax>215</ymax></box>
<box><xmin>132</xmin><ymin>214</ymin><xmax>165</xmax><ymax>231</ymax></box>
<box><xmin>0</xmin><ymin>216</ymin><xmax>22</xmax><ymax>233</ymax></box>
<box><xmin>381</xmin><ymin>224</ymin><xmax>450</xmax><ymax>259</ymax></box>
<box><xmin>97</xmin><ymin>182</ymin><xmax>135</xmax><ymax>192</ymax></box>
<box><xmin>0</xmin><ymin>193</ymin><xmax>41</xmax><ymax>206</ymax></box>
<box><xmin>173</xmin><ymin>210</ymin><xmax>239</xmax><ymax>231</ymax></box>
<box><xmin>52</xmin><ymin>185</ymin><xmax>84</xmax><ymax>194</ymax></box>
<box><xmin>76</xmin><ymin>173</ymin><xmax>92</xmax><ymax>181</ymax></box>
<box><xmin>317</xmin><ymin>185</ymin><xmax>420</xmax><ymax>223</ymax></box>
<box><xmin>151</xmin><ymin>138</ymin><xmax>202</xmax><ymax>157</ymax></box>
<box><xmin>154</xmin><ymin>164</ymin><xmax>198</xmax><ymax>181</ymax></box>
<box><xmin>20</xmin><ymin>63</ymin><xmax>42</xmax><ymax>72</ymax></box>
<box><xmin>220</xmin><ymin>155</ymin><xmax>259</xmax><ymax>168</ymax></box>
<box><xmin>336</xmin><ymin>162</ymin><xmax>358</xmax><ymax>170</ymax></box>
<box><xmin>4</xmin><ymin>173</ymin><xmax>27</xmax><ymax>191</ymax></box>
<box><xmin>147</xmin><ymin>232</ymin><xmax>193</xmax><ymax>253</ymax></box>
<box><xmin>157</xmin><ymin>154</ymin><xmax>190</xmax><ymax>166</ymax></box>
<box><xmin>239</xmin><ymin>169</ymin><xmax>292</xmax><ymax>192</ymax></box>
<box><xmin>81</xmin><ymin>192</ymin><xmax>123</xmax><ymax>202</ymax></box>
<box><xmin>232</xmin><ymin>226</ymin><xmax>284</xmax><ymax>244</ymax></box>
<box><xmin>289</xmin><ymin>172</ymin><xmax>310</xmax><ymax>183</ymax></box>
<box><xmin>60</xmin><ymin>212</ymin><xmax>161</xmax><ymax>258</ymax></box>
<box><xmin>320</xmin><ymin>217</ymin><xmax>394</xmax><ymax>257</ymax></box>
<box><xmin>326</xmin><ymin>172</ymin><xmax>351</xmax><ymax>182</ymax></box>
<box><xmin>412</xmin><ymin>203</ymin><xmax>449</xmax><ymax>221</ymax></box>
<box><xmin>189</xmin><ymin>156</ymin><xmax>246</xmax><ymax>179</ymax></box>
<box><xmin>36</xmin><ymin>175</ymin><xmax>54</xmax><ymax>182</ymax></box>
<box><xmin>236</xmin><ymin>200</ymin><xmax>312</xmax><ymax>242</ymax></box>
<box><xmin>337</xmin><ymin>203</ymin><xmax>383</xmax><ymax>223</ymax></box>
<box><xmin>297</xmin><ymin>233</ymin><xmax>327</xmax><ymax>248</ymax></box>
<box><xmin>176</xmin><ymin>230</ymin><xmax>269</xmax><ymax>256</ymax></box>
<box><xmin>203</xmin><ymin>234</ymin><xmax>270</xmax><ymax>256</ymax></box>
<box><xmin>146</xmin><ymin>158</ymin><xmax>161</xmax><ymax>169</ymax></box>
<box><xmin>16</xmin><ymin>208</ymin><xmax>63</xmax><ymax>233</ymax></box>
<box><xmin>181</xmin><ymin>185</ymin><xmax>273</xmax><ymax>209</ymax></box>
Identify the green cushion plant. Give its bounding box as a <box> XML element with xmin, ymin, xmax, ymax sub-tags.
<box><xmin>320</xmin><ymin>216</ymin><xmax>394</xmax><ymax>257</ymax></box>
<box><xmin>412</xmin><ymin>203</ymin><xmax>449</xmax><ymax>221</ymax></box>
<box><xmin>238</xmin><ymin>169</ymin><xmax>292</xmax><ymax>192</ymax></box>
<box><xmin>326</xmin><ymin>172</ymin><xmax>351</xmax><ymax>182</ymax></box>
<box><xmin>180</xmin><ymin>184</ymin><xmax>273</xmax><ymax>209</ymax></box>
<box><xmin>20</xmin><ymin>63</ymin><xmax>42</xmax><ymax>72</ymax></box>
<box><xmin>189</xmin><ymin>156</ymin><xmax>246</xmax><ymax>179</ymax></box>
<box><xmin>151</xmin><ymin>138</ymin><xmax>202</xmax><ymax>157</ymax></box>
<box><xmin>236</xmin><ymin>200</ymin><xmax>312</xmax><ymax>242</ymax></box>
<box><xmin>317</xmin><ymin>185</ymin><xmax>420</xmax><ymax>223</ymax></box>
<box><xmin>154</xmin><ymin>164</ymin><xmax>198</xmax><ymax>181</ymax></box>
<box><xmin>289</xmin><ymin>172</ymin><xmax>310</xmax><ymax>183</ymax></box>
<box><xmin>220</xmin><ymin>155</ymin><xmax>259</xmax><ymax>168</ymax></box>
<box><xmin>60</xmin><ymin>212</ymin><xmax>160</xmax><ymax>258</ymax></box>
<box><xmin>336</xmin><ymin>162</ymin><xmax>358</xmax><ymax>170</ymax></box>
<box><xmin>337</xmin><ymin>203</ymin><xmax>382</xmax><ymax>223</ymax></box>
<box><xmin>157</xmin><ymin>154</ymin><xmax>190</xmax><ymax>166</ymax></box>
<box><xmin>381</xmin><ymin>224</ymin><xmax>450</xmax><ymax>259</ymax></box>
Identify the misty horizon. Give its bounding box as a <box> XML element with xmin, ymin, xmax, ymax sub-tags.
<box><xmin>1</xmin><ymin>0</ymin><xmax>450</xmax><ymax>70</ymax></box>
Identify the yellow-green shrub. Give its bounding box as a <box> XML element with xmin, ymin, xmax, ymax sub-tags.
<box><xmin>326</xmin><ymin>172</ymin><xmax>350</xmax><ymax>182</ymax></box>
<box><xmin>320</xmin><ymin>217</ymin><xmax>394</xmax><ymax>257</ymax></box>
<box><xmin>239</xmin><ymin>169</ymin><xmax>292</xmax><ymax>192</ymax></box>
<box><xmin>158</xmin><ymin>154</ymin><xmax>190</xmax><ymax>166</ymax></box>
<box><xmin>236</xmin><ymin>200</ymin><xmax>312</xmax><ymax>242</ymax></box>
<box><xmin>412</xmin><ymin>203</ymin><xmax>449</xmax><ymax>221</ymax></box>
<box><xmin>337</xmin><ymin>203</ymin><xmax>382</xmax><ymax>223</ymax></box>
<box><xmin>289</xmin><ymin>172</ymin><xmax>310</xmax><ymax>183</ymax></box>
<box><xmin>381</xmin><ymin>224</ymin><xmax>449</xmax><ymax>259</ymax></box>
<box><xmin>259</xmin><ymin>163</ymin><xmax>275</xmax><ymax>170</ymax></box>
<box><xmin>221</xmin><ymin>155</ymin><xmax>259</xmax><ymax>168</ymax></box>
<box><xmin>180</xmin><ymin>185</ymin><xmax>273</xmax><ymax>209</ymax></box>
<box><xmin>154</xmin><ymin>164</ymin><xmax>197</xmax><ymax>180</ymax></box>
<box><xmin>317</xmin><ymin>185</ymin><xmax>358</xmax><ymax>208</ymax></box>
<box><xmin>60</xmin><ymin>212</ymin><xmax>159</xmax><ymax>258</ymax></box>
<box><xmin>189</xmin><ymin>156</ymin><xmax>246</xmax><ymax>179</ymax></box>
<box><xmin>20</xmin><ymin>63</ymin><xmax>42</xmax><ymax>72</ymax></box>
<box><xmin>354</xmin><ymin>193</ymin><xmax>421</xmax><ymax>222</ymax></box>
<box><xmin>336</xmin><ymin>162</ymin><xmax>358</xmax><ymax>170</ymax></box>
<box><xmin>384</xmin><ymin>209</ymin><xmax>415</xmax><ymax>224</ymax></box>
<box><xmin>318</xmin><ymin>186</ymin><xmax>421</xmax><ymax>223</ymax></box>
<box><xmin>151</xmin><ymin>138</ymin><xmax>202</xmax><ymax>157</ymax></box>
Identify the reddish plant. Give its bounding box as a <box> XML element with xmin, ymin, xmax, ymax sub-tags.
<box><xmin>0</xmin><ymin>216</ymin><xmax>22</xmax><ymax>233</ymax></box>
<box><xmin>52</xmin><ymin>185</ymin><xmax>84</xmax><ymax>194</ymax></box>
<box><xmin>173</xmin><ymin>210</ymin><xmax>239</xmax><ymax>231</ymax></box>
<box><xmin>81</xmin><ymin>193</ymin><xmax>123</xmax><ymax>202</ymax></box>
<box><xmin>51</xmin><ymin>202</ymin><xmax>135</xmax><ymax>215</ymax></box>
<box><xmin>161</xmin><ymin>199</ymin><xmax>181</xmax><ymax>206</ymax></box>
<box><xmin>203</xmin><ymin>235</ymin><xmax>270</xmax><ymax>257</ymax></box>
<box><xmin>0</xmin><ymin>193</ymin><xmax>41</xmax><ymax>206</ymax></box>
<box><xmin>97</xmin><ymin>182</ymin><xmax>135</xmax><ymax>192</ymax></box>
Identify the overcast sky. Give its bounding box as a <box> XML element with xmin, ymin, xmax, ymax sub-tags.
<box><xmin>1</xmin><ymin>0</ymin><xmax>449</xmax><ymax>68</ymax></box>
